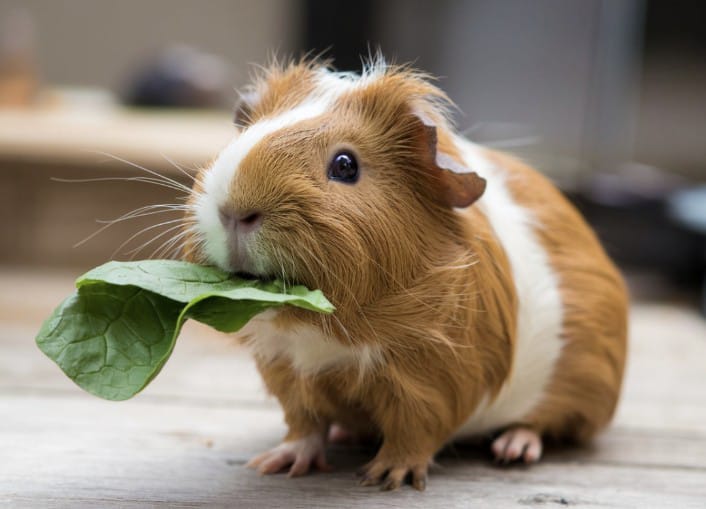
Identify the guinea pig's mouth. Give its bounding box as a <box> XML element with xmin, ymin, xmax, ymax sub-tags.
<box><xmin>231</xmin><ymin>269</ymin><xmax>300</xmax><ymax>287</ymax></box>
<box><xmin>232</xmin><ymin>270</ymin><xmax>261</xmax><ymax>281</ymax></box>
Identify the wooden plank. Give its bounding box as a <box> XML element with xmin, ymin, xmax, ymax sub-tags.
<box><xmin>2</xmin><ymin>268</ymin><xmax>706</xmax><ymax>507</ymax></box>
<box><xmin>0</xmin><ymin>321</ymin><xmax>270</xmax><ymax>405</ymax></box>
<box><xmin>0</xmin><ymin>108</ymin><xmax>233</xmax><ymax>171</ymax></box>
<box><xmin>613</xmin><ymin>304</ymin><xmax>706</xmax><ymax>434</ymax></box>
<box><xmin>0</xmin><ymin>395</ymin><xmax>704</xmax><ymax>508</ymax></box>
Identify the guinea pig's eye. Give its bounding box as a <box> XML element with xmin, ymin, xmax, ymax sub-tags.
<box><xmin>327</xmin><ymin>151</ymin><xmax>359</xmax><ymax>184</ymax></box>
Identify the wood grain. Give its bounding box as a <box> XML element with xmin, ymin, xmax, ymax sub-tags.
<box><xmin>1</xmin><ymin>269</ymin><xmax>705</xmax><ymax>508</ymax></box>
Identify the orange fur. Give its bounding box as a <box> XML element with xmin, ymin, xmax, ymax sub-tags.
<box><xmin>183</xmin><ymin>60</ymin><xmax>628</xmax><ymax>487</ymax></box>
<box><xmin>483</xmin><ymin>149</ymin><xmax>628</xmax><ymax>442</ymax></box>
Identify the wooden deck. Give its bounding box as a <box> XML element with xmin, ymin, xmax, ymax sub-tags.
<box><xmin>1</xmin><ymin>268</ymin><xmax>705</xmax><ymax>508</ymax></box>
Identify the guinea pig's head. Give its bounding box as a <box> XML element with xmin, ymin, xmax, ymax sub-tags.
<box><xmin>185</xmin><ymin>60</ymin><xmax>485</xmax><ymax>315</ymax></box>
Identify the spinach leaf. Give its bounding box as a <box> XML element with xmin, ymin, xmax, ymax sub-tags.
<box><xmin>36</xmin><ymin>260</ymin><xmax>334</xmax><ymax>401</ymax></box>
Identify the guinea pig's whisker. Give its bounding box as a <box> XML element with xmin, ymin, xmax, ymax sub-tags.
<box><xmin>95</xmin><ymin>204</ymin><xmax>190</xmax><ymax>224</ymax></box>
<box><xmin>57</xmin><ymin>153</ymin><xmax>200</xmax><ymax>258</ymax></box>
<box><xmin>151</xmin><ymin>231</ymin><xmax>186</xmax><ymax>259</ymax></box>
<box><xmin>181</xmin><ymin>237</ymin><xmax>207</xmax><ymax>261</ymax></box>
<box><xmin>272</xmin><ymin>252</ymin><xmax>288</xmax><ymax>294</ymax></box>
<box><xmin>151</xmin><ymin>226</ymin><xmax>195</xmax><ymax>259</ymax></box>
<box><xmin>73</xmin><ymin>204</ymin><xmax>189</xmax><ymax>248</ymax></box>
<box><xmin>160</xmin><ymin>153</ymin><xmax>196</xmax><ymax>182</ymax></box>
<box><xmin>52</xmin><ymin>176</ymin><xmax>190</xmax><ymax>194</ymax></box>
<box><xmin>111</xmin><ymin>218</ymin><xmax>188</xmax><ymax>258</ymax></box>
<box><xmin>123</xmin><ymin>219</ymin><xmax>190</xmax><ymax>255</ymax></box>
<box><xmin>169</xmin><ymin>235</ymin><xmax>199</xmax><ymax>260</ymax></box>
<box><xmin>125</xmin><ymin>222</ymin><xmax>192</xmax><ymax>260</ymax></box>
<box><xmin>154</xmin><ymin>238</ymin><xmax>183</xmax><ymax>260</ymax></box>
<box><xmin>86</xmin><ymin>150</ymin><xmax>193</xmax><ymax>194</ymax></box>
<box><xmin>175</xmin><ymin>228</ymin><xmax>206</xmax><ymax>258</ymax></box>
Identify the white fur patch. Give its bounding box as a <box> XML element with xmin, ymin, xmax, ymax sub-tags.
<box><xmin>194</xmin><ymin>67</ymin><xmax>390</xmax><ymax>375</ymax></box>
<box><xmin>240</xmin><ymin>310</ymin><xmax>383</xmax><ymax>375</ymax></box>
<box><xmin>196</xmin><ymin>100</ymin><xmax>334</xmax><ymax>269</ymax></box>
<box><xmin>451</xmin><ymin>138</ymin><xmax>564</xmax><ymax>439</ymax></box>
<box><xmin>195</xmin><ymin>69</ymin><xmax>377</xmax><ymax>271</ymax></box>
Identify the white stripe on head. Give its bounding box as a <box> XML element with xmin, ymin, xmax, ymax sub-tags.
<box><xmin>195</xmin><ymin>67</ymin><xmax>378</xmax><ymax>269</ymax></box>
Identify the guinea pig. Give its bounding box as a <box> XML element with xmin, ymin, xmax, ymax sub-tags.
<box><xmin>183</xmin><ymin>57</ymin><xmax>628</xmax><ymax>491</ymax></box>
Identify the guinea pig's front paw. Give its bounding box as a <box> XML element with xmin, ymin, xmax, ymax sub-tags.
<box><xmin>245</xmin><ymin>433</ymin><xmax>331</xmax><ymax>477</ymax></box>
<box><xmin>358</xmin><ymin>454</ymin><xmax>431</xmax><ymax>491</ymax></box>
<box><xmin>491</xmin><ymin>426</ymin><xmax>543</xmax><ymax>464</ymax></box>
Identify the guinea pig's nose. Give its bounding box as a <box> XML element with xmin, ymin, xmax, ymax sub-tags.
<box><xmin>218</xmin><ymin>206</ymin><xmax>263</xmax><ymax>235</ymax></box>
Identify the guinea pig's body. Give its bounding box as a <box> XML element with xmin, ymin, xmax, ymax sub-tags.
<box><xmin>186</xmin><ymin>59</ymin><xmax>628</xmax><ymax>490</ymax></box>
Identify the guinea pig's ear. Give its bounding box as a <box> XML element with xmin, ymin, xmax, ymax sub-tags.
<box><xmin>413</xmin><ymin>113</ymin><xmax>486</xmax><ymax>208</ymax></box>
<box><xmin>233</xmin><ymin>89</ymin><xmax>259</xmax><ymax>128</ymax></box>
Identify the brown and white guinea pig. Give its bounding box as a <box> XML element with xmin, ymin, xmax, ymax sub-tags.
<box><xmin>183</xmin><ymin>58</ymin><xmax>628</xmax><ymax>491</ymax></box>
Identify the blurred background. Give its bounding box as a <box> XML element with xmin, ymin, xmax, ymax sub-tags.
<box><xmin>0</xmin><ymin>0</ymin><xmax>704</xmax><ymax>312</ymax></box>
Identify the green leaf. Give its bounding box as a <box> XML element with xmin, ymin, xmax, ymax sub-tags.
<box><xmin>36</xmin><ymin>260</ymin><xmax>334</xmax><ymax>401</ymax></box>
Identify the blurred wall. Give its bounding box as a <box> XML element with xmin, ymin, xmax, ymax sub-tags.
<box><xmin>3</xmin><ymin>0</ymin><xmax>703</xmax><ymax>183</ymax></box>
<box><xmin>376</xmin><ymin>0</ymin><xmax>644</xmax><ymax>187</ymax></box>
<box><xmin>1</xmin><ymin>0</ymin><xmax>299</xmax><ymax>94</ymax></box>
<box><xmin>634</xmin><ymin>1</ymin><xmax>706</xmax><ymax>179</ymax></box>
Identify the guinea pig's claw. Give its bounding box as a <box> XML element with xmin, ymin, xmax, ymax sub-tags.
<box><xmin>412</xmin><ymin>473</ymin><xmax>427</xmax><ymax>491</ymax></box>
<box><xmin>358</xmin><ymin>475</ymin><xmax>379</xmax><ymax>487</ymax></box>
<box><xmin>358</xmin><ymin>458</ymin><xmax>429</xmax><ymax>491</ymax></box>
<box><xmin>246</xmin><ymin>433</ymin><xmax>330</xmax><ymax>477</ymax></box>
<box><xmin>381</xmin><ymin>475</ymin><xmax>402</xmax><ymax>491</ymax></box>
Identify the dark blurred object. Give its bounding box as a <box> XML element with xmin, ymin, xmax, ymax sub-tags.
<box><xmin>124</xmin><ymin>45</ymin><xmax>229</xmax><ymax>109</ymax></box>
<box><xmin>667</xmin><ymin>186</ymin><xmax>706</xmax><ymax>315</ymax></box>
<box><xmin>570</xmin><ymin>166</ymin><xmax>688</xmax><ymax>276</ymax></box>
<box><xmin>634</xmin><ymin>0</ymin><xmax>706</xmax><ymax>181</ymax></box>
<box><xmin>0</xmin><ymin>8</ymin><xmax>39</xmax><ymax>106</ymax></box>
<box><xmin>668</xmin><ymin>187</ymin><xmax>706</xmax><ymax>237</ymax></box>
<box><xmin>643</xmin><ymin>0</ymin><xmax>706</xmax><ymax>51</ymax></box>
<box><xmin>302</xmin><ymin>0</ymin><xmax>376</xmax><ymax>72</ymax></box>
<box><xmin>569</xmin><ymin>165</ymin><xmax>706</xmax><ymax>312</ymax></box>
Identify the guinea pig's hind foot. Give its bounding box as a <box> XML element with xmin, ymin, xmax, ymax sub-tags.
<box><xmin>246</xmin><ymin>433</ymin><xmax>332</xmax><ymax>477</ymax></box>
<box><xmin>491</xmin><ymin>427</ymin><xmax>542</xmax><ymax>465</ymax></box>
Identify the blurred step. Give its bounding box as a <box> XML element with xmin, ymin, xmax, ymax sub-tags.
<box><xmin>0</xmin><ymin>108</ymin><xmax>232</xmax><ymax>269</ymax></box>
